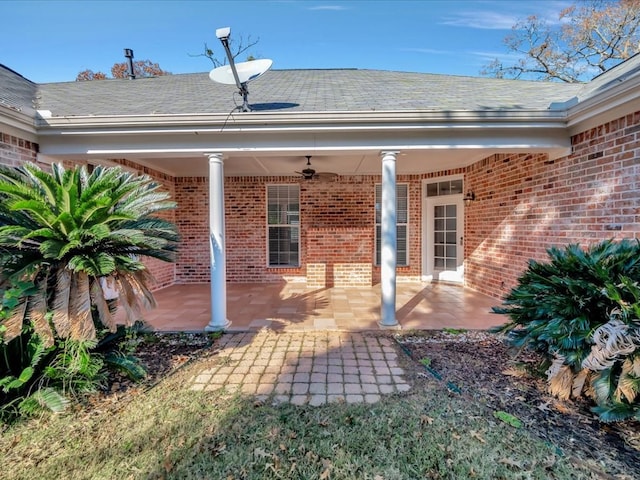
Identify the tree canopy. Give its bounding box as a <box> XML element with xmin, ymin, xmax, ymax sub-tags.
<box><xmin>76</xmin><ymin>60</ymin><xmax>170</xmax><ymax>81</ymax></box>
<box><xmin>482</xmin><ymin>0</ymin><xmax>640</xmax><ymax>83</ymax></box>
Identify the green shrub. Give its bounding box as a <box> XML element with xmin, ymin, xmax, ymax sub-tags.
<box><xmin>0</xmin><ymin>162</ymin><xmax>175</xmax><ymax>422</ymax></box>
<box><xmin>0</xmin><ymin>282</ymin><xmax>62</xmax><ymax>421</ymax></box>
<box><xmin>43</xmin><ymin>339</ymin><xmax>106</xmax><ymax>397</ymax></box>
<box><xmin>0</xmin><ymin>322</ymin><xmax>147</xmax><ymax>423</ymax></box>
<box><xmin>493</xmin><ymin>239</ymin><xmax>640</xmax><ymax>421</ymax></box>
<box><xmin>0</xmin><ymin>162</ymin><xmax>179</xmax><ymax>344</ymax></box>
<box><xmin>1</xmin><ymin>281</ymin><xmax>149</xmax><ymax>423</ymax></box>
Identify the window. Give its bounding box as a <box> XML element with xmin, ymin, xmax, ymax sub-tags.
<box><xmin>425</xmin><ymin>178</ymin><xmax>463</xmax><ymax>197</ymax></box>
<box><xmin>267</xmin><ymin>185</ymin><xmax>300</xmax><ymax>267</ymax></box>
<box><xmin>375</xmin><ymin>184</ymin><xmax>408</xmax><ymax>266</ymax></box>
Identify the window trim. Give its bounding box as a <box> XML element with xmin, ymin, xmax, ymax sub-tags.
<box><xmin>266</xmin><ymin>184</ymin><xmax>301</xmax><ymax>268</ymax></box>
<box><xmin>424</xmin><ymin>175</ymin><xmax>464</xmax><ymax>198</ymax></box>
<box><xmin>374</xmin><ymin>183</ymin><xmax>409</xmax><ymax>267</ymax></box>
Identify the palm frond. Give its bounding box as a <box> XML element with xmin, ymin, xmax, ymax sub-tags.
<box><xmin>68</xmin><ymin>272</ymin><xmax>95</xmax><ymax>340</ymax></box>
<box><xmin>85</xmin><ymin>223</ymin><xmax>111</xmax><ymax>241</ymax></box>
<box><xmin>89</xmin><ymin>277</ymin><xmax>116</xmax><ymax>332</ymax></box>
<box><xmin>78</xmin><ymin>167</ymin><xmax>123</xmax><ymax>205</ymax></box>
<box><xmin>0</xmin><ymin>225</ymin><xmax>40</xmax><ymax>248</ymax></box>
<box><xmin>67</xmin><ymin>253</ymin><xmax>116</xmax><ymax>277</ymax></box>
<box><xmin>615</xmin><ymin>358</ymin><xmax>640</xmax><ymax>403</ymax></box>
<box><xmin>114</xmin><ymin>274</ymin><xmax>142</xmax><ymax>323</ymax></box>
<box><xmin>39</xmin><ymin>238</ymin><xmax>73</xmax><ymax>259</ymax></box>
<box><xmin>127</xmin><ymin>270</ymin><xmax>157</xmax><ymax>311</ymax></box>
<box><xmin>18</xmin><ymin>387</ymin><xmax>69</xmax><ymax>415</ymax></box>
<box><xmin>592</xmin><ymin>401</ymin><xmax>640</xmax><ymax>423</ymax></box>
<box><xmin>21</xmin><ymin>227</ymin><xmax>63</xmax><ymax>241</ymax></box>
<box><xmin>21</xmin><ymin>164</ymin><xmax>60</xmax><ymax>206</ymax></box>
<box><xmin>51</xmin><ymin>268</ymin><xmax>72</xmax><ymax>338</ymax></box>
<box><xmin>582</xmin><ymin>319</ymin><xmax>640</xmax><ymax>371</ymax></box>
<box><xmin>28</xmin><ymin>276</ymin><xmax>55</xmax><ymax>348</ymax></box>
<box><xmin>592</xmin><ymin>367</ymin><xmax>618</xmax><ymax>405</ymax></box>
<box><xmin>0</xmin><ymin>295</ymin><xmax>28</xmax><ymax>344</ymax></box>
<box><xmin>548</xmin><ymin>363</ymin><xmax>574</xmax><ymax>401</ymax></box>
<box><xmin>7</xmin><ymin>199</ymin><xmax>57</xmax><ymax>228</ymax></box>
<box><xmin>104</xmin><ymin>352</ymin><xmax>147</xmax><ymax>381</ymax></box>
<box><xmin>0</xmin><ymin>175</ymin><xmax>45</xmax><ymax>203</ymax></box>
<box><xmin>117</xmin><ymin>192</ymin><xmax>175</xmax><ymax>216</ymax></box>
<box><xmin>77</xmin><ymin>196</ymin><xmax>112</xmax><ymax>227</ymax></box>
<box><xmin>571</xmin><ymin>368</ymin><xmax>590</xmax><ymax>399</ymax></box>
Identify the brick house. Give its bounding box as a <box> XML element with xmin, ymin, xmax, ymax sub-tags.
<box><xmin>1</xmin><ymin>56</ymin><xmax>639</xmax><ymax>330</ymax></box>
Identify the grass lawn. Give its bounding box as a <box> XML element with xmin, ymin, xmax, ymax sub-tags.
<box><xmin>0</xmin><ymin>333</ymin><xmax>607</xmax><ymax>480</ymax></box>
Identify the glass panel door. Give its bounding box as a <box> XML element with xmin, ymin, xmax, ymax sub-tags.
<box><xmin>424</xmin><ymin>196</ymin><xmax>464</xmax><ymax>282</ymax></box>
<box><xmin>433</xmin><ymin>204</ymin><xmax>458</xmax><ymax>272</ymax></box>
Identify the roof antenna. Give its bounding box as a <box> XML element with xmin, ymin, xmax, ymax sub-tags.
<box><xmin>209</xmin><ymin>27</ymin><xmax>272</xmax><ymax>112</ymax></box>
<box><xmin>124</xmin><ymin>48</ymin><xmax>135</xmax><ymax>79</ymax></box>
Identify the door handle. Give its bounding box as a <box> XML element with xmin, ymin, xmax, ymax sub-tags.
<box><xmin>460</xmin><ymin>236</ymin><xmax>463</xmax><ymax>246</ymax></box>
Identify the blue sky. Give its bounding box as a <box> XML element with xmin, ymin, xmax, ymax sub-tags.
<box><xmin>2</xmin><ymin>0</ymin><xmax>571</xmax><ymax>83</ymax></box>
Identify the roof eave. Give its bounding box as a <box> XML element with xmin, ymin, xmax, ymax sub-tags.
<box><xmin>567</xmin><ymin>70</ymin><xmax>640</xmax><ymax>134</ymax></box>
<box><xmin>0</xmin><ymin>105</ymin><xmax>38</xmax><ymax>141</ymax></box>
<box><xmin>36</xmin><ymin>109</ymin><xmax>569</xmax><ymax>134</ymax></box>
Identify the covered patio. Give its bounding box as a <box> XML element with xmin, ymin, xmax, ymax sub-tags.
<box><xmin>142</xmin><ymin>282</ymin><xmax>503</xmax><ymax>332</ymax></box>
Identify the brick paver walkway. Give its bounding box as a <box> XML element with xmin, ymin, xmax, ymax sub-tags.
<box><xmin>190</xmin><ymin>330</ymin><xmax>411</xmax><ymax>405</ymax></box>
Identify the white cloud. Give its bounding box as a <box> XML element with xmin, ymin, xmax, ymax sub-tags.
<box><xmin>440</xmin><ymin>1</ymin><xmax>574</xmax><ymax>30</ymax></box>
<box><xmin>440</xmin><ymin>11</ymin><xmax>519</xmax><ymax>30</ymax></box>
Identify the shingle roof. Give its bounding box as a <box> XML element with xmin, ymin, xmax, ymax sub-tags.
<box><xmin>577</xmin><ymin>51</ymin><xmax>640</xmax><ymax>102</ymax></box>
<box><xmin>0</xmin><ymin>64</ymin><xmax>37</xmax><ymax>117</ymax></box>
<box><xmin>33</xmin><ymin>69</ymin><xmax>583</xmax><ymax>118</ymax></box>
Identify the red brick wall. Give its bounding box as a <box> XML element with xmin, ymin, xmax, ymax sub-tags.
<box><xmin>175</xmin><ymin>176</ymin><xmax>211</xmax><ymax>283</ymax></box>
<box><xmin>465</xmin><ymin>111</ymin><xmax>640</xmax><ymax>299</ymax></box>
<box><xmin>0</xmin><ymin>132</ymin><xmax>38</xmax><ymax>167</ymax></box>
<box><xmin>175</xmin><ymin>169</ymin><xmax>465</xmax><ymax>285</ymax></box>
<box><xmin>307</xmin><ymin>227</ymin><xmax>373</xmax><ymax>286</ymax></box>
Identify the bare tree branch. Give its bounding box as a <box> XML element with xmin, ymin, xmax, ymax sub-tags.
<box><xmin>189</xmin><ymin>35</ymin><xmax>260</xmax><ymax>67</ymax></box>
<box><xmin>482</xmin><ymin>0</ymin><xmax>640</xmax><ymax>82</ymax></box>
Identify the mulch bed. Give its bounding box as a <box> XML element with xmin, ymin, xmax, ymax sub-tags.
<box><xmin>395</xmin><ymin>330</ymin><xmax>640</xmax><ymax>480</ymax></box>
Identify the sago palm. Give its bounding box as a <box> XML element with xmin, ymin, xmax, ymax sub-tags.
<box><xmin>0</xmin><ymin>162</ymin><xmax>179</xmax><ymax>346</ymax></box>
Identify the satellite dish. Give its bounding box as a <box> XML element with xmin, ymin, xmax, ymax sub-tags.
<box><xmin>209</xmin><ymin>26</ymin><xmax>273</xmax><ymax>112</ymax></box>
<box><xmin>209</xmin><ymin>59</ymin><xmax>273</xmax><ymax>85</ymax></box>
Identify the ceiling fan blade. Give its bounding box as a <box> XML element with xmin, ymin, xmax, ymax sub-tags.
<box><xmin>307</xmin><ymin>172</ymin><xmax>335</xmax><ymax>182</ymax></box>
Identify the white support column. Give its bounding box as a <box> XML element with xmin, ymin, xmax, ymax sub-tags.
<box><xmin>206</xmin><ymin>153</ymin><xmax>231</xmax><ymax>331</ymax></box>
<box><xmin>379</xmin><ymin>150</ymin><xmax>400</xmax><ymax>328</ymax></box>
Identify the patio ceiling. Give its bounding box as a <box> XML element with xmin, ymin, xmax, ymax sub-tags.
<box><xmin>119</xmin><ymin>148</ymin><xmax>529</xmax><ymax>177</ymax></box>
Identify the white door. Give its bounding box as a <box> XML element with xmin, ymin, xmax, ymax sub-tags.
<box><xmin>424</xmin><ymin>195</ymin><xmax>464</xmax><ymax>282</ymax></box>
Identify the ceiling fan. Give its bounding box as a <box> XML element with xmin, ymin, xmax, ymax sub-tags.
<box><xmin>295</xmin><ymin>156</ymin><xmax>338</xmax><ymax>181</ymax></box>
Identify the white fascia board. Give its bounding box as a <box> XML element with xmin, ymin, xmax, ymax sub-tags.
<box><xmin>36</xmin><ymin>109</ymin><xmax>569</xmax><ymax>135</ymax></box>
<box><xmin>0</xmin><ymin>106</ymin><xmax>38</xmax><ymax>142</ymax></box>
<box><xmin>39</xmin><ymin>125</ymin><xmax>570</xmax><ymax>157</ymax></box>
<box><xmin>567</xmin><ymin>73</ymin><xmax>640</xmax><ymax>134</ymax></box>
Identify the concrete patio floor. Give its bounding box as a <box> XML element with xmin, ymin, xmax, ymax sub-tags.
<box><xmin>142</xmin><ymin>282</ymin><xmax>505</xmax><ymax>332</ymax></box>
